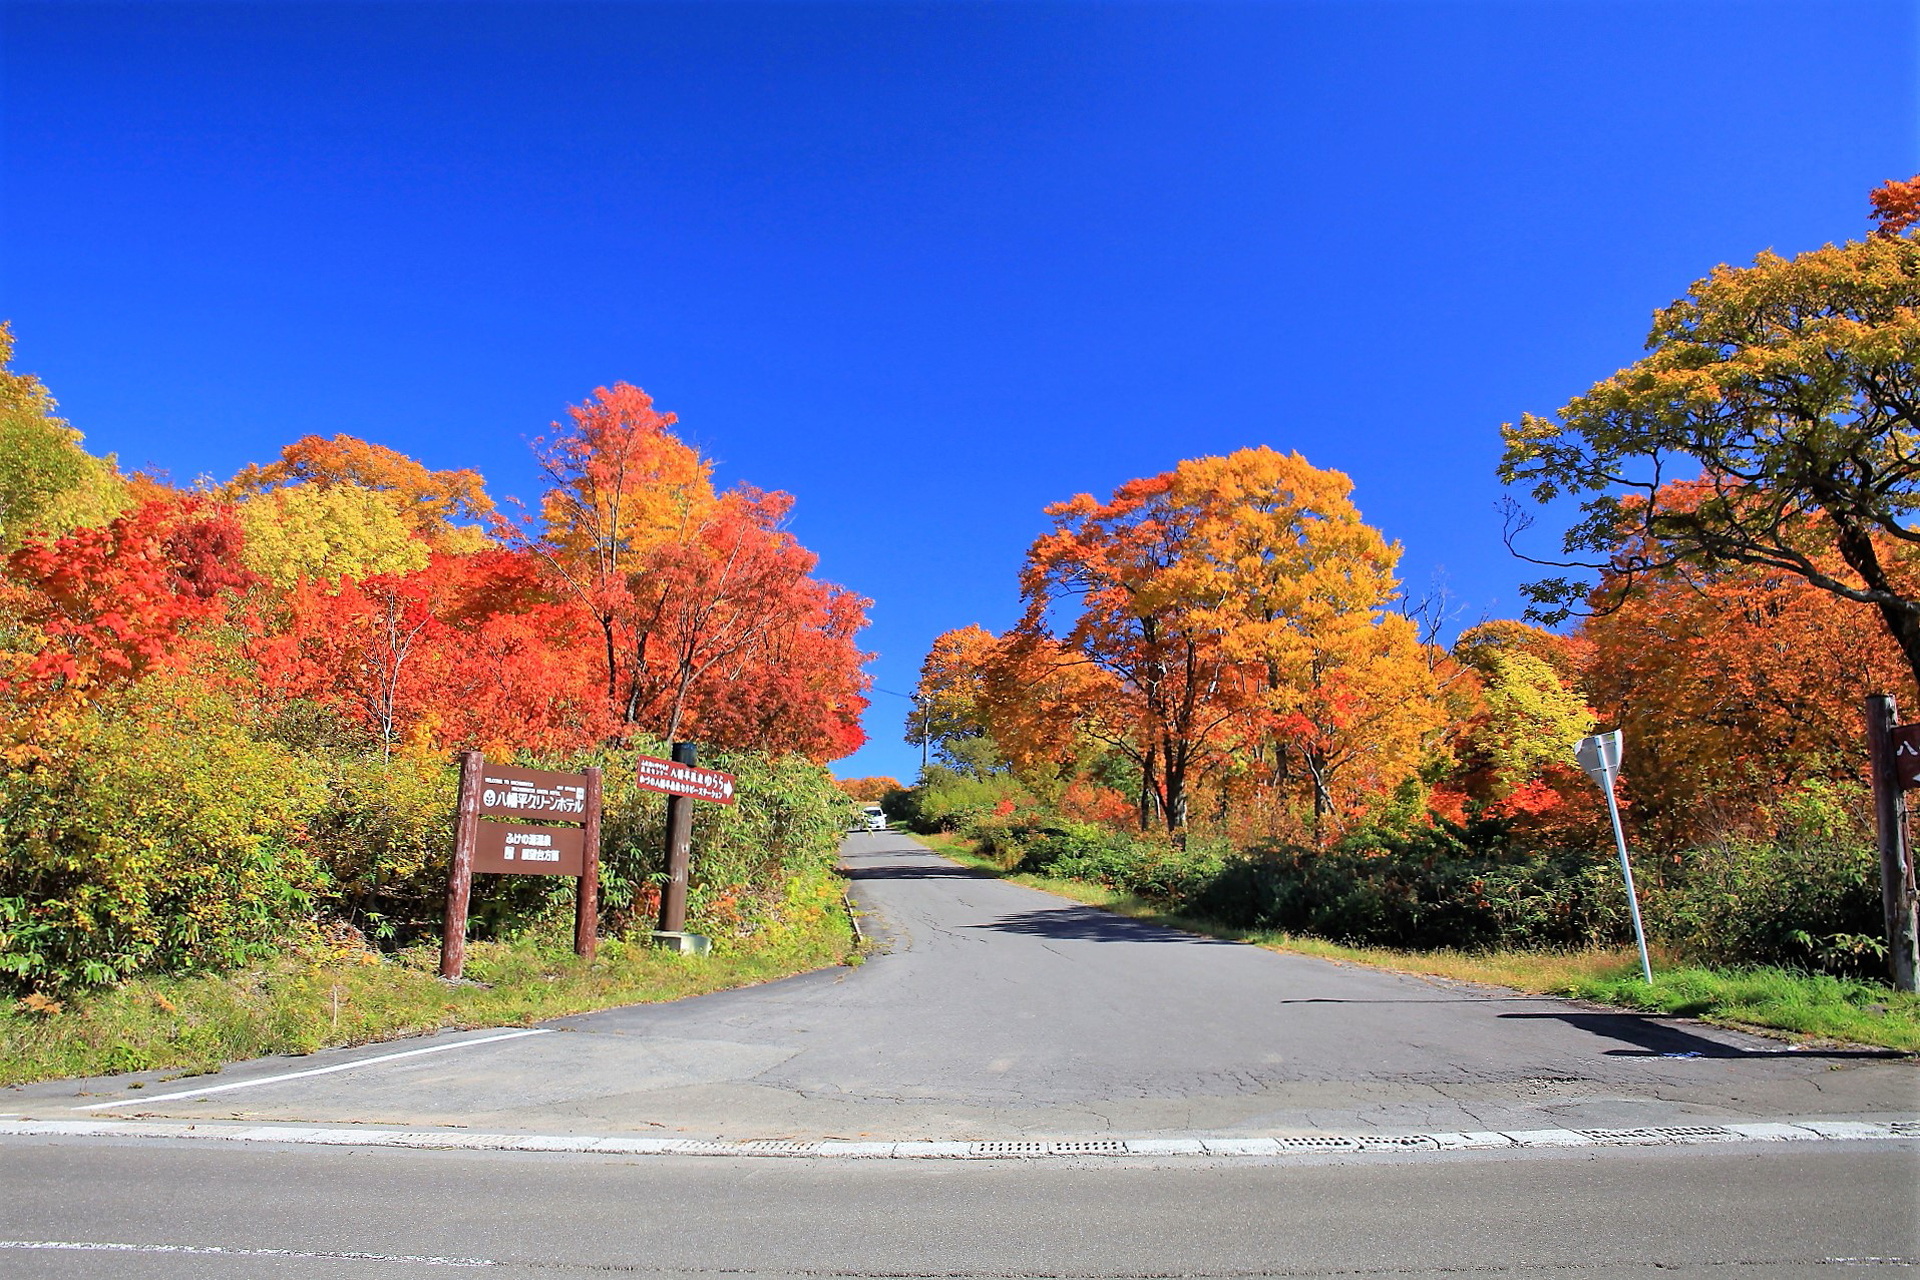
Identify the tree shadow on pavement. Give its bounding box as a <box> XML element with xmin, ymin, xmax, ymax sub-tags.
<box><xmin>1499</xmin><ymin>1011</ymin><xmax>1909</xmax><ymax>1059</ymax></box>
<box><xmin>841</xmin><ymin>863</ymin><xmax>999</xmax><ymax>881</ymax></box>
<box><xmin>963</xmin><ymin>906</ymin><xmax>1238</xmax><ymax>945</ymax></box>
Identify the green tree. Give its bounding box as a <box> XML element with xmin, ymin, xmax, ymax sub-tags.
<box><xmin>1499</xmin><ymin>184</ymin><xmax>1920</xmax><ymax>689</ymax></box>
<box><xmin>0</xmin><ymin>324</ymin><xmax>126</xmax><ymax>550</ymax></box>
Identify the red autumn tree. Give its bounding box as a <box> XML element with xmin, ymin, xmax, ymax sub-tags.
<box><xmin>8</xmin><ymin>494</ymin><xmax>254</xmax><ymax>695</ymax></box>
<box><xmin>626</xmin><ymin>489</ymin><xmax>870</xmax><ymax>760</ymax></box>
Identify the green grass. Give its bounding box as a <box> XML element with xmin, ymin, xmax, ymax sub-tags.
<box><xmin>915</xmin><ymin>829</ymin><xmax>1920</xmax><ymax>1052</ymax></box>
<box><xmin>1</xmin><ymin>911</ymin><xmax>856</xmax><ymax>1087</ymax></box>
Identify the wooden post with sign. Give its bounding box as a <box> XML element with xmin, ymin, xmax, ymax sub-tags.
<box><xmin>573</xmin><ymin>766</ymin><xmax>603</xmax><ymax>962</ymax></box>
<box><xmin>440</xmin><ymin>751</ymin><xmax>485</xmax><ymax>979</ymax></box>
<box><xmin>1864</xmin><ymin>694</ymin><xmax>1920</xmax><ymax>993</ymax></box>
<box><xmin>632</xmin><ymin>744</ymin><xmax>738</xmax><ymax>949</ymax></box>
<box><xmin>658</xmin><ymin>743</ymin><xmax>698</xmax><ymax>934</ymax></box>
<box><xmin>440</xmin><ymin>756</ymin><xmax>603</xmax><ymax>981</ymax></box>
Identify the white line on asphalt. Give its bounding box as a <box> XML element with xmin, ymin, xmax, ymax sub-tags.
<box><xmin>0</xmin><ymin>1240</ymin><xmax>493</xmax><ymax>1266</ymax></box>
<box><xmin>4</xmin><ymin>1116</ymin><xmax>1911</xmax><ymax>1158</ymax></box>
<box><xmin>70</xmin><ymin>1029</ymin><xmax>552</xmax><ymax>1111</ymax></box>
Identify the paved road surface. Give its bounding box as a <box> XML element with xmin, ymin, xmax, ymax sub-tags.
<box><xmin>0</xmin><ymin>1135</ymin><xmax>1913</xmax><ymax>1277</ymax></box>
<box><xmin>10</xmin><ymin>831</ymin><xmax>1910</xmax><ymax>1140</ymax></box>
<box><xmin>1</xmin><ymin>831</ymin><xmax>1914</xmax><ymax>1277</ymax></box>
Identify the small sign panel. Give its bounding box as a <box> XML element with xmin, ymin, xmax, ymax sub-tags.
<box><xmin>1574</xmin><ymin>730</ymin><xmax>1624</xmax><ymax>788</ymax></box>
<box><xmin>472</xmin><ymin>823</ymin><xmax>586</xmax><ymax>876</ymax></box>
<box><xmin>634</xmin><ymin>754</ymin><xmax>738</xmax><ymax>805</ymax></box>
<box><xmin>477</xmin><ymin>764</ymin><xmax>590</xmax><ymax>820</ymax></box>
<box><xmin>1893</xmin><ymin>724</ymin><xmax>1920</xmax><ymax>791</ymax></box>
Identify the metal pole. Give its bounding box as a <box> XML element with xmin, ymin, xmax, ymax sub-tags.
<box><xmin>1865</xmin><ymin>694</ymin><xmax>1919</xmax><ymax>993</ymax></box>
<box><xmin>657</xmin><ymin>742</ymin><xmax>697</xmax><ymax>935</ymax></box>
<box><xmin>1602</xmin><ymin>779</ymin><xmax>1654</xmax><ymax>986</ymax></box>
<box><xmin>439</xmin><ymin>750</ymin><xmax>483</xmax><ymax>980</ymax></box>
<box><xmin>573</xmin><ymin>765</ymin><xmax>602</xmax><ymax>961</ymax></box>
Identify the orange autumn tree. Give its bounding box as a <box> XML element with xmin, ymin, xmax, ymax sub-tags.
<box><xmin>626</xmin><ymin>487</ymin><xmax>871</xmax><ymax>760</ymax></box>
<box><xmin>515</xmin><ymin>384</ymin><xmax>868</xmax><ymax>759</ymax></box>
<box><xmin>1580</xmin><ymin>549</ymin><xmax>1907</xmax><ymax>844</ymax></box>
<box><xmin>1159</xmin><ymin>449</ymin><xmax>1443</xmax><ymax>841</ymax></box>
<box><xmin>516</xmin><ymin>384</ymin><xmax>715</xmax><ymax>732</ymax></box>
<box><xmin>1003</xmin><ymin>446</ymin><xmax>1439</xmax><ymax>839</ymax></box>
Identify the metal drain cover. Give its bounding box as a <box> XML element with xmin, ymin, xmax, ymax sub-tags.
<box><xmin>969</xmin><ymin>1141</ymin><xmax>1050</xmax><ymax>1157</ymax></box>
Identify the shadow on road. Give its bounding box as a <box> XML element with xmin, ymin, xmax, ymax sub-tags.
<box><xmin>1499</xmin><ymin>1011</ymin><xmax>1909</xmax><ymax>1060</ymax></box>
<box><xmin>964</xmin><ymin>905</ymin><xmax>1237</xmax><ymax>945</ymax></box>
<box><xmin>841</xmin><ymin>863</ymin><xmax>999</xmax><ymax>881</ymax></box>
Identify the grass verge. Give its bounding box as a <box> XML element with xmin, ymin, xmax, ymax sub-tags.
<box><xmin>914</xmin><ymin>829</ymin><xmax>1920</xmax><ymax>1053</ymax></box>
<box><xmin>1</xmin><ymin>911</ymin><xmax>855</xmax><ymax>1087</ymax></box>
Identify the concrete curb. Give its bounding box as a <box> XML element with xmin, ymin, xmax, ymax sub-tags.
<box><xmin>1</xmin><ymin>1117</ymin><xmax>1911</xmax><ymax>1160</ymax></box>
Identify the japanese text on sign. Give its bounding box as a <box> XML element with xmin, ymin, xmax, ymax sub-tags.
<box><xmin>1892</xmin><ymin>724</ymin><xmax>1920</xmax><ymax>791</ymax></box>
<box><xmin>634</xmin><ymin>754</ymin><xmax>738</xmax><ymax>805</ymax></box>
<box><xmin>478</xmin><ymin>763</ymin><xmax>588</xmax><ymax>819</ymax></box>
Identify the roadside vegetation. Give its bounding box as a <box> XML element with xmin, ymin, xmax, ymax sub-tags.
<box><xmin>1</xmin><ymin>357</ymin><xmax>871</xmax><ymax>1080</ymax></box>
<box><xmin>0</xmin><ymin>908</ymin><xmax>853</xmax><ymax>1088</ymax></box>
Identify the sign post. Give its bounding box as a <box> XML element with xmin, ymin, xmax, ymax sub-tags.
<box><xmin>1574</xmin><ymin>730</ymin><xmax>1654</xmax><ymax>986</ymax></box>
<box><xmin>440</xmin><ymin>756</ymin><xmax>602</xmax><ymax>980</ymax></box>
<box><xmin>1864</xmin><ymin>694</ymin><xmax>1920</xmax><ymax>993</ymax></box>
<box><xmin>633</xmin><ymin>744</ymin><xmax>738</xmax><ymax>951</ymax></box>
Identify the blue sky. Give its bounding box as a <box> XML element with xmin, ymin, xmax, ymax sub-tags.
<box><xmin>3</xmin><ymin>0</ymin><xmax>1914</xmax><ymax>782</ymax></box>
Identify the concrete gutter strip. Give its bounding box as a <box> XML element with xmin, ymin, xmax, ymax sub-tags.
<box><xmin>0</xmin><ymin>1117</ymin><xmax>1911</xmax><ymax>1160</ymax></box>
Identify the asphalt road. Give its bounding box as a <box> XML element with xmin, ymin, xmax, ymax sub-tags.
<box><xmin>1</xmin><ymin>831</ymin><xmax>1915</xmax><ymax>1278</ymax></box>
<box><xmin>0</xmin><ymin>1135</ymin><xmax>1913</xmax><ymax>1277</ymax></box>
<box><xmin>11</xmin><ymin>831</ymin><xmax>1912</xmax><ymax>1140</ymax></box>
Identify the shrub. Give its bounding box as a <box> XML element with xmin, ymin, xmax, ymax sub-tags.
<box><xmin>1191</xmin><ymin>821</ymin><xmax>1628</xmax><ymax>951</ymax></box>
<box><xmin>0</xmin><ymin>681</ymin><xmax>327</xmax><ymax>992</ymax></box>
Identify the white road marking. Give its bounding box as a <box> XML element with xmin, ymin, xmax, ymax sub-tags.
<box><xmin>0</xmin><ymin>1240</ymin><xmax>492</xmax><ymax>1266</ymax></box>
<box><xmin>2</xmin><ymin>1115</ymin><xmax>1910</xmax><ymax>1158</ymax></box>
<box><xmin>70</xmin><ymin>1029</ymin><xmax>552</xmax><ymax>1111</ymax></box>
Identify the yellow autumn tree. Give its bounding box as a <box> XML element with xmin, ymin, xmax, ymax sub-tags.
<box><xmin>1160</xmin><ymin>448</ymin><xmax>1445</xmax><ymax>840</ymax></box>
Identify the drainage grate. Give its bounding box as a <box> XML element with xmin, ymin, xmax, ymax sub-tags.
<box><xmin>1357</xmin><ymin>1135</ymin><xmax>1438</xmax><ymax>1149</ymax></box>
<box><xmin>732</xmin><ymin>1140</ymin><xmax>822</xmax><ymax>1156</ymax></box>
<box><xmin>1580</xmin><ymin>1126</ymin><xmax>1734</xmax><ymax>1145</ymax></box>
<box><xmin>1275</xmin><ymin>1135</ymin><xmax>1359</xmax><ymax>1150</ymax></box>
<box><xmin>1047</xmin><ymin>1140</ymin><xmax>1129</xmax><ymax>1156</ymax></box>
<box><xmin>970</xmin><ymin>1141</ymin><xmax>1050</xmax><ymax>1157</ymax></box>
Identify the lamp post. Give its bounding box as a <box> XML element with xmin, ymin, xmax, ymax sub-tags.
<box><xmin>1574</xmin><ymin>730</ymin><xmax>1653</xmax><ymax>985</ymax></box>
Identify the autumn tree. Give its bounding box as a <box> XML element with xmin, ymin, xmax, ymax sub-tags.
<box><xmin>1159</xmin><ymin>449</ymin><xmax>1442</xmax><ymax>840</ymax></box>
<box><xmin>1579</xmin><ymin>547</ymin><xmax>1904</xmax><ymax>842</ymax></box>
<box><xmin>1500</xmin><ymin>179</ymin><xmax>1920</xmax><ymax>690</ymax></box>
<box><xmin>0</xmin><ymin>324</ymin><xmax>126</xmax><ymax>551</ymax></box>
<box><xmin>515</xmin><ymin>384</ymin><xmax>715</xmax><ymax>729</ymax></box>
<box><xmin>1008</xmin><ymin>447</ymin><xmax>1439</xmax><ymax>839</ymax></box>
<box><xmin>229</xmin><ymin>433</ymin><xmax>494</xmax><ymax>553</ymax></box>
<box><xmin>621</xmin><ymin>488</ymin><xmax>870</xmax><ymax>760</ymax></box>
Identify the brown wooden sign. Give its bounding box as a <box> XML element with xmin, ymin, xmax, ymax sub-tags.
<box><xmin>635</xmin><ymin>753</ymin><xmax>737</xmax><ymax>805</ymax></box>
<box><xmin>441</xmin><ymin>754</ymin><xmax>603</xmax><ymax>980</ymax></box>
<box><xmin>477</xmin><ymin>763</ymin><xmax>590</xmax><ymax>820</ymax></box>
<box><xmin>472</xmin><ymin>822</ymin><xmax>586</xmax><ymax>877</ymax></box>
<box><xmin>1893</xmin><ymin>724</ymin><xmax>1920</xmax><ymax>791</ymax></box>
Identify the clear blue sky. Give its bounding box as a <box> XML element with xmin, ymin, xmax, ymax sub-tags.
<box><xmin>3</xmin><ymin>1</ymin><xmax>1914</xmax><ymax>783</ymax></box>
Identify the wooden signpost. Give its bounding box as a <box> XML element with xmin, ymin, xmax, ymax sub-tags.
<box><xmin>634</xmin><ymin>744</ymin><xmax>737</xmax><ymax>946</ymax></box>
<box><xmin>441</xmin><ymin>753</ymin><xmax>603</xmax><ymax>980</ymax></box>
<box><xmin>1864</xmin><ymin>695</ymin><xmax>1920</xmax><ymax>993</ymax></box>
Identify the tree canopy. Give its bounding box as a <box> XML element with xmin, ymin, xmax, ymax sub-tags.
<box><xmin>1499</xmin><ymin>179</ymin><xmax>1920</xmax><ymax>690</ymax></box>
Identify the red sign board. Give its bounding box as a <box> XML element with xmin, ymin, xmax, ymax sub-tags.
<box><xmin>1893</xmin><ymin>724</ymin><xmax>1920</xmax><ymax>791</ymax></box>
<box><xmin>472</xmin><ymin>822</ymin><xmax>586</xmax><ymax>877</ymax></box>
<box><xmin>635</xmin><ymin>754</ymin><xmax>737</xmax><ymax>805</ymax></box>
<box><xmin>476</xmin><ymin>764</ymin><xmax>590</xmax><ymax>820</ymax></box>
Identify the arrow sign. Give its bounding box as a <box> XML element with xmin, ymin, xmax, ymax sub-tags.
<box><xmin>1573</xmin><ymin>730</ymin><xmax>1623</xmax><ymax>789</ymax></box>
<box><xmin>1892</xmin><ymin>724</ymin><xmax>1920</xmax><ymax>791</ymax></box>
<box><xmin>634</xmin><ymin>753</ymin><xmax>738</xmax><ymax>805</ymax></box>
